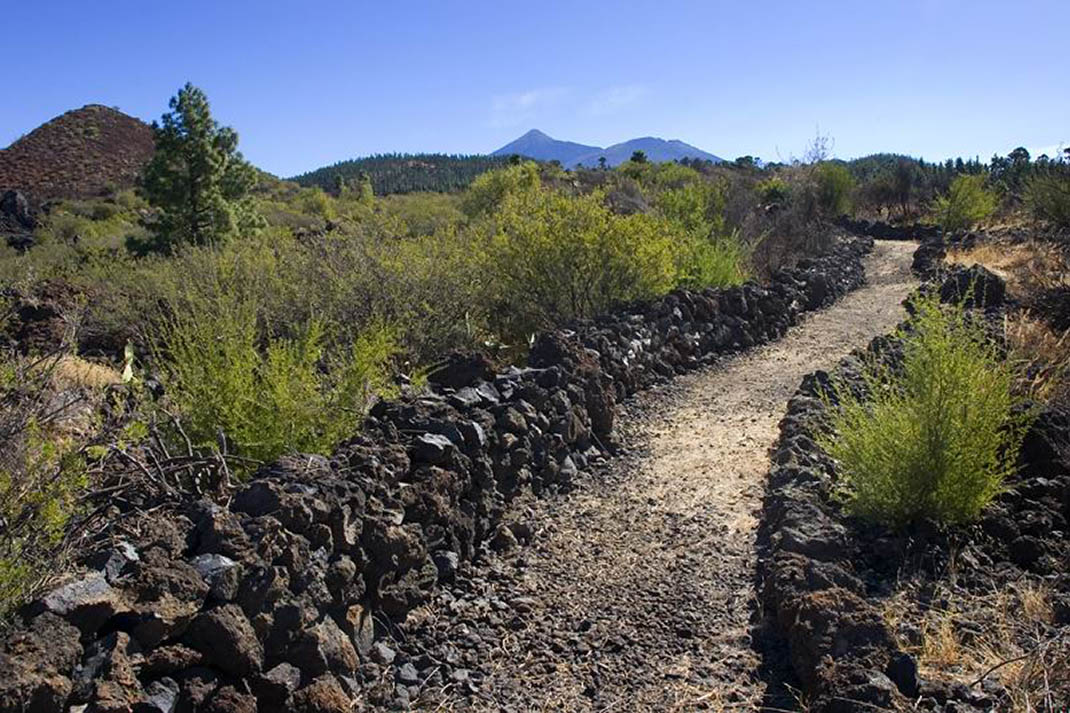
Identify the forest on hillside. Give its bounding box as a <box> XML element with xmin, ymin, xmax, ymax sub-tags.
<box><xmin>291</xmin><ymin>153</ymin><xmax>511</xmax><ymax>195</ymax></box>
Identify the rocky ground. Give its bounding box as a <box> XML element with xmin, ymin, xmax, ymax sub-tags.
<box><xmin>759</xmin><ymin>252</ymin><xmax>1070</xmax><ymax>711</ymax></box>
<box><xmin>0</xmin><ymin>234</ymin><xmax>876</xmax><ymax>713</ymax></box>
<box><xmin>392</xmin><ymin>241</ymin><xmax>918</xmax><ymax>711</ymax></box>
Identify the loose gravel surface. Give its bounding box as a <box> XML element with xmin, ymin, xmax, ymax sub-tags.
<box><xmin>406</xmin><ymin>241</ymin><xmax>918</xmax><ymax>712</ymax></box>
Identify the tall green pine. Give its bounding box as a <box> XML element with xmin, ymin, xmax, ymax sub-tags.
<box><xmin>140</xmin><ymin>83</ymin><xmax>259</xmax><ymax>252</ymax></box>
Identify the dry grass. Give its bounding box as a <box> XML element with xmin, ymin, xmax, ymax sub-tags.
<box><xmin>20</xmin><ymin>354</ymin><xmax>122</xmax><ymax>442</ymax></box>
<box><xmin>946</xmin><ymin>239</ymin><xmax>1070</xmax><ymax>403</ymax></box>
<box><xmin>1005</xmin><ymin>314</ymin><xmax>1070</xmax><ymax>402</ymax></box>
<box><xmin>1018</xmin><ymin>581</ymin><xmax>1056</xmax><ymax>624</ymax></box>
<box><xmin>908</xmin><ymin>235</ymin><xmax>1070</xmax><ymax>711</ymax></box>
<box><xmin>884</xmin><ymin>572</ymin><xmax>1068</xmax><ymax>712</ymax></box>
<box><xmin>946</xmin><ymin>240</ymin><xmax>1069</xmax><ymax>299</ymax></box>
<box><xmin>43</xmin><ymin>354</ymin><xmax>123</xmax><ymax>391</ymax></box>
<box><xmin>920</xmin><ymin>610</ymin><xmax>963</xmax><ymax>670</ymax></box>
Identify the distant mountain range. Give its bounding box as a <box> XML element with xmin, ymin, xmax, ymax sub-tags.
<box><xmin>492</xmin><ymin>129</ymin><xmax>723</xmax><ymax>167</ymax></box>
<box><xmin>2</xmin><ymin>104</ymin><xmax>727</xmax><ymax>203</ymax></box>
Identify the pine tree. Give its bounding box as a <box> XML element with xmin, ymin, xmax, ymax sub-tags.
<box><xmin>333</xmin><ymin>174</ymin><xmax>348</xmax><ymax>195</ymax></box>
<box><xmin>357</xmin><ymin>171</ymin><xmax>374</xmax><ymax>205</ymax></box>
<box><xmin>139</xmin><ymin>83</ymin><xmax>259</xmax><ymax>252</ymax></box>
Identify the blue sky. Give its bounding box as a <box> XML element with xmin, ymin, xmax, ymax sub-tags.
<box><xmin>3</xmin><ymin>1</ymin><xmax>1067</xmax><ymax>177</ymax></box>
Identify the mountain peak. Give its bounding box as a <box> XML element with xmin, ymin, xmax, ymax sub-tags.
<box><xmin>492</xmin><ymin>130</ymin><xmax>600</xmax><ymax>165</ymax></box>
<box><xmin>492</xmin><ymin>131</ymin><xmax>722</xmax><ymax>167</ymax></box>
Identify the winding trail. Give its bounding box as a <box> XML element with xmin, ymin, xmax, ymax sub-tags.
<box><xmin>418</xmin><ymin>241</ymin><xmax>917</xmax><ymax>712</ymax></box>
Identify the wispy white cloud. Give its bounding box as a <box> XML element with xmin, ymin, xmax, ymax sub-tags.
<box><xmin>489</xmin><ymin>87</ymin><xmax>569</xmax><ymax>128</ymax></box>
<box><xmin>488</xmin><ymin>84</ymin><xmax>648</xmax><ymax>129</ymax></box>
<box><xmin>583</xmin><ymin>84</ymin><xmax>648</xmax><ymax>117</ymax></box>
<box><xmin>1027</xmin><ymin>141</ymin><xmax>1069</xmax><ymax>160</ymax></box>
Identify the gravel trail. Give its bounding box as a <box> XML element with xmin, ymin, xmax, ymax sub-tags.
<box><xmin>412</xmin><ymin>241</ymin><xmax>917</xmax><ymax>712</ymax></box>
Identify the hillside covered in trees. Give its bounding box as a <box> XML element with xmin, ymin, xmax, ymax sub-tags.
<box><xmin>290</xmin><ymin>153</ymin><xmax>511</xmax><ymax>195</ymax></box>
<box><xmin>843</xmin><ymin>148</ymin><xmax>1070</xmax><ymax>222</ymax></box>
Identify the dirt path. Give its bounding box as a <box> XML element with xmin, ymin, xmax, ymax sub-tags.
<box><xmin>413</xmin><ymin>241</ymin><xmax>917</xmax><ymax>712</ymax></box>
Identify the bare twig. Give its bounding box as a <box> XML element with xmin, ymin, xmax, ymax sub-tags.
<box><xmin>164</xmin><ymin>409</ymin><xmax>194</xmax><ymax>457</ymax></box>
<box><xmin>111</xmin><ymin>448</ymin><xmax>159</xmax><ymax>487</ymax></box>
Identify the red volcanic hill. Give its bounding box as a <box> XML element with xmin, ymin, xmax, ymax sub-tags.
<box><xmin>0</xmin><ymin>104</ymin><xmax>155</xmax><ymax>200</ymax></box>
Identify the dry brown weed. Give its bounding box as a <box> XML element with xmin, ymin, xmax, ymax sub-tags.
<box><xmin>946</xmin><ymin>240</ymin><xmax>1068</xmax><ymax>299</ymax></box>
<box><xmin>884</xmin><ymin>573</ymin><xmax>1067</xmax><ymax>712</ymax></box>
<box><xmin>1005</xmin><ymin>314</ymin><xmax>1070</xmax><ymax>403</ymax></box>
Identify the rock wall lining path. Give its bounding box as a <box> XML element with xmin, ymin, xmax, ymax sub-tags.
<box><xmin>404</xmin><ymin>240</ymin><xmax>919</xmax><ymax>711</ymax></box>
<box><xmin>759</xmin><ymin>227</ymin><xmax>1070</xmax><ymax>712</ymax></box>
<box><xmin>0</xmin><ymin>235</ymin><xmax>874</xmax><ymax>713</ymax></box>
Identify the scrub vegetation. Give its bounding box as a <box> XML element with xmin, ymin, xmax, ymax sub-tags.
<box><xmin>1</xmin><ymin>85</ymin><xmax>1068</xmax><ymax>622</ymax></box>
<box><xmin>820</xmin><ymin>294</ymin><xmax>1032</xmax><ymax>526</ymax></box>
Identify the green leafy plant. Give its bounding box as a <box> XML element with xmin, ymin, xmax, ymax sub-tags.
<box><xmin>1024</xmin><ymin>172</ymin><xmax>1070</xmax><ymax>229</ymax></box>
<box><xmin>461</xmin><ymin>161</ymin><xmax>541</xmax><ymax>218</ymax></box>
<box><xmin>0</xmin><ymin>352</ymin><xmax>90</xmax><ymax>619</ymax></box>
<box><xmin>485</xmin><ymin>187</ymin><xmax>673</xmax><ymax>340</ymax></box>
<box><xmin>819</xmin><ymin>293</ymin><xmax>1032</xmax><ymax>526</ymax></box>
<box><xmin>755</xmin><ymin>177</ymin><xmax>789</xmax><ymax>205</ymax></box>
<box><xmin>156</xmin><ymin>292</ymin><xmax>398</xmax><ymax>466</ymax></box>
<box><xmin>294</xmin><ymin>186</ymin><xmax>337</xmax><ymax>221</ymax></box>
<box><xmin>933</xmin><ymin>174</ymin><xmax>997</xmax><ymax>233</ymax></box>
<box><xmin>676</xmin><ymin>230</ymin><xmax>749</xmax><ymax>289</ymax></box>
<box><xmin>654</xmin><ymin>180</ymin><xmax>726</xmax><ymax>237</ymax></box>
<box><xmin>813</xmin><ymin>161</ymin><xmax>855</xmax><ymax>216</ymax></box>
<box><xmin>482</xmin><ymin>183</ymin><xmax>747</xmax><ymax>343</ymax></box>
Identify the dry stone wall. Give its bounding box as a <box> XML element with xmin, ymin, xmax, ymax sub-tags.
<box><xmin>835</xmin><ymin>216</ymin><xmax>940</xmax><ymax>242</ymax></box>
<box><xmin>0</xmin><ymin>236</ymin><xmax>873</xmax><ymax>713</ymax></box>
<box><xmin>760</xmin><ymin>227</ymin><xmax>1069</xmax><ymax>712</ymax></box>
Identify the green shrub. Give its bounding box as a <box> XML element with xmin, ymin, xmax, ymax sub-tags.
<box><xmin>294</xmin><ymin>187</ymin><xmax>337</xmax><ymax>221</ymax></box>
<box><xmin>618</xmin><ymin>158</ymin><xmax>652</xmax><ymax>182</ymax></box>
<box><xmin>485</xmin><ymin>187</ymin><xmax>677</xmax><ymax>340</ymax></box>
<box><xmin>755</xmin><ymin>177</ymin><xmax>789</xmax><ymax>205</ymax></box>
<box><xmin>461</xmin><ymin>161</ymin><xmax>540</xmax><ymax>217</ymax></box>
<box><xmin>654</xmin><ymin>180</ymin><xmax>726</xmax><ymax>237</ymax></box>
<box><xmin>1024</xmin><ymin>173</ymin><xmax>1070</xmax><ymax>229</ymax></box>
<box><xmin>29</xmin><ymin>200</ymin><xmax>142</xmax><ymax>263</ymax></box>
<box><xmin>358</xmin><ymin>227</ymin><xmax>487</xmax><ymax>357</ymax></box>
<box><xmin>114</xmin><ymin>189</ymin><xmax>146</xmax><ymax>212</ymax></box>
<box><xmin>85</xmin><ymin>215</ymin><xmax>482</xmax><ymax>370</ymax></box>
<box><xmin>480</xmin><ymin>182</ymin><xmax>748</xmax><ymax>343</ymax></box>
<box><xmin>378</xmin><ymin>192</ymin><xmax>464</xmax><ymax>237</ymax></box>
<box><xmin>676</xmin><ymin>231</ymin><xmax>749</xmax><ymax>289</ymax></box>
<box><xmin>37</xmin><ymin>210</ymin><xmax>93</xmax><ymax>245</ymax></box>
<box><xmin>819</xmin><ymin>294</ymin><xmax>1031</xmax><ymax>526</ymax></box>
<box><xmin>933</xmin><ymin>174</ymin><xmax>997</xmax><ymax>233</ymax></box>
<box><xmin>0</xmin><ymin>352</ymin><xmax>89</xmax><ymax>619</ymax></box>
<box><xmin>813</xmin><ymin>162</ymin><xmax>855</xmax><ymax>216</ymax></box>
<box><xmin>88</xmin><ymin>202</ymin><xmax>122</xmax><ymax>222</ymax></box>
<box><xmin>156</xmin><ymin>291</ymin><xmax>398</xmax><ymax>465</ymax></box>
<box><xmin>649</xmin><ymin>162</ymin><xmax>704</xmax><ymax>190</ymax></box>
